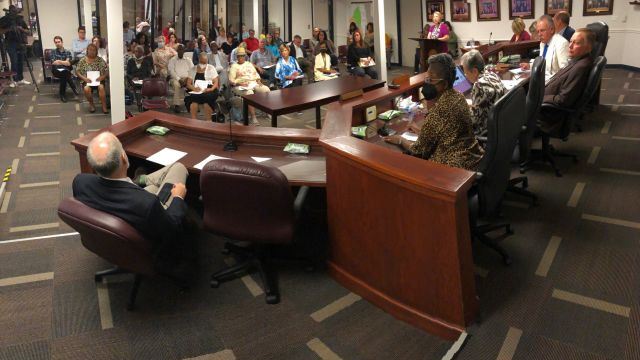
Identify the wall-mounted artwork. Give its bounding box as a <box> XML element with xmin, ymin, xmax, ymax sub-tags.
<box><xmin>451</xmin><ymin>0</ymin><xmax>472</xmax><ymax>21</ymax></box>
<box><xmin>583</xmin><ymin>0</ymin><xmax>613</xmax><ymax>15</ymax></box>
<box><xmin>545</xmin><ymin>0</ymin><xmax>572</xmax><ymax>15</ymax></box>
<box><xmin>509</xmin><ymin>0</ymin><xmax>535</xmax><ymax>19</ymax></box>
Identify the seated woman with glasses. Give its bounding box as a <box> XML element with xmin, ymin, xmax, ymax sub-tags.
<box><xmin>384</xmin><ymin>54</ymin><xmax>483</xmax><ymax>171</ymax></box>
<box><xmin>275</xmin><ymin>44</ymin><xmax>304</xmax><ymax>88</ymax></box>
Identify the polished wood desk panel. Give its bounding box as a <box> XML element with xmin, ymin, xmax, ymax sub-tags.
<box><xmin>410</xmin><ymin>38</ymin><xmax>443</xmax><ymax>73</ymax></box>
<box><xmin>460</xmin><ymin>40</ymin><xmax>540</xmax><ymax>62</ymax></box>
<box><xmin>320</xmin><ymin>74</ymin><xmax>478</xmax><ymax>340</ymax></box>
<box><xmin>241</xmin><ymin>76</ymin><xmax>385</xmax><ymax>128</ymax></box>
<box><xmin>70</xmin><ymin>111</ymin><xmax>326</xmax><ymax>187</ymax></box>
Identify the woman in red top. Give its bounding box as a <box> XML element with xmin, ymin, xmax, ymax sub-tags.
<box><xmin>510</xmin><ymin>17</ymin><xmax>531</xmax><ymax>42</ymax></box>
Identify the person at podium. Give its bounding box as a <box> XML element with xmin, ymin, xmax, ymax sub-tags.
<box><xmin>510</xmin><ymin>17</ymin><xmax>531</xmax><ymax>42</ymax></box>
<box><xmin>426</xmin><ymin>11</ymin><xmax>450</xmax><ymax>55</ymax></box>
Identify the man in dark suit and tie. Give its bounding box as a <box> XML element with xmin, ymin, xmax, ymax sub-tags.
<box><xmin>72</xmin><ymin>131</ymin><xmax>194</xmax><ymax>278</ymax></box>
<box><xmin>553</xmin><ymin>11</ymin><xmax>575</xmax><ymax>42</ymax></box>
<box><xmin>539</xmin><ymin>28</ymin><xmax>595</xmax><ymax>131</ymax></box>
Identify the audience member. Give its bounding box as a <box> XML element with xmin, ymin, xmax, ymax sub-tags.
<box><xmin>243</xmin><ymin>29</ymin><xmax>259</xmax><ymax>55</ymax></box>
<box><xmin>167</xmin><ymin>33</ymin><xmax>179</xmax><ymax>50</ymax></box>
<box><xmin>123</xmin><ymin>40</ymin><xmax>138</xmax><ymax>71</ymax></box>
<box><xmin>241</xmin><ymin>24</ymin><xmax>250</xmax><ymax>40</ymax></box>
<box><xmin>50</xmin><ymin>36</ymin><xmax>78</xmax><ymax>102</ymax></box>
<box><xmin>216</xmin><ymin>27</ymin><xmax>227</xmax><ymax>47</ymax></box>
<box><xmin>127</xmin><ymin>45</ymin><xmax>154</xmax><ymax>81</ymax></box>
<box><xmin>384</xmin><ymin>54</ymin><xmax>483</xmax><ymax>170</ymax></box>
<box><xmin>313</xmin><ymin>30</ymin><xmax>338</xmax><ymax>66</ymax></box>
<box><xmin>208</xmin><ymin>42</ymin><xmax>229</xmax><ymax>88</ymax></box>
<box><xmin>461</xmin><ymin>50</ymin><xmax>507</xmax><ymax>136</ymax></box>
<box><xmin>347</xmin><ymin>30</ymin><xmax>378</xmax><ymax>79</ymax></box>
<box><xmin>273</xmin><ymin>29</ymin><xmax>284</xmax><ymax>47</ymax></box>
<box><xmin>444</xmin><ymin>21</ymin><xmax>459</xmax><ymax>58</ymax></box>
<box><xmin>162</xmin><ymin>20</ymin><xmax>174</xmax><ymax>43</ymax></box>
<box><xmin>314</xmin><ymin>43</ymin><xmax>338</xmax><ymax>82</ymax></box>
<box><xmin>540</xmin><ymin>28</ymin><xmax>594</xmax><ymax>131</ymax></box>
<box><xmin>310</xmin><ymin>27</ymin><xmax>321</xmax><ymax>49</ymax></box>
<box><xmin>228</xmin><ymin>47</ymin><xmax>270</xmax><ymax>125</ymax></box>
<box><xmin>123</xmin><ymin>21</ymin><xmax>135</xmax><ymax>45</ymax></box>
<box><xmin>553</xmin><ymin>11</ymin><xmax>574</xmax><ymax>42</ymax></box>
<box><xmin>73</xmin><ymin>132</ymin><xmax>194</xmax><ymax>281</ymax></box>
<box><xmin>76</xmin><ymin>43</ymin><xmax>109</xmax><ymax>114</ymax></box>
<box><xmin>221</xmin><ymin>33</ymin><xmax>238</xmax><ymax>56</ymax></box>
<box><xmin>230</xmin><ymin>42</ymin><xmax>247</xmax><ymax>64</ymax></box>
<box><xmin>510</xmin><ymin>17</ymin><xmax>531</xmax><ymax>42</ymax></box>
<box><xmin>275</xmin><ymin>44</ymin><xmax>303</xmax><ymax>88</ymax></box>
<box><xmin>529</xmin><ymin>21</ymin><xmax>539</xmax><ymax>41</ymax></box>
<box><xmin>521</xmin><ymin>15</ymin><xmax>568</xmax><ymax>77</ymax></box>
<box><xmin>192</xmin><ymin>35</ymin><xmax>211</xmax><ymax>65</ymax></box>
<box><xmin>168</xmin><ymin>44</ymin><xmax>194</xmax><ymax>113</ymax></box>
<box><xmin>348</xmin><ymin>22</ymin><xmax>359</xmax><ymax>45</ymax></box>
<box><xmin>91</xmin><ymin>36</ymin><xmax>108</xmax><ymax>63</ymax></box>
<box><xmin>364</xmin><ymin>22</ymin><xmax>375</xmax><ymax>52</ymax></box>
<box><xmin>250</xmin><ymin>38</ymin><xmax>277</xmax><ymax>88</ymax></box>
<box><xmin>193</xmin><ymin>21</ymin><xmax>206</xmax><ymax>38</ymax></box>
<box><xmin>72</xmin><ymin>26</ymin><xmax>90</xmax><ymax>60</ymax></box>
<box><xmin>185</xmin><ymin>52</ymin><xmax>219</xmax><ymax>121</ymax></box>
<box><xmin>153</xmin><ymin>36</ymin><xmax>177</xmax><ymax>78</ymax></box>
<box><xmin>135</xmin><ymin>32</ymin><xmax>152</xmax><ymax>55</ymax></box>
<box><xmin>289</xmin><ymin>35</ymin><xmax>311</xmax><ymax>76</ymax></box>
<box><xmin>265</xmin><ymin>33</ymin><xmax>279</xmax><ymax>57</ymax></box>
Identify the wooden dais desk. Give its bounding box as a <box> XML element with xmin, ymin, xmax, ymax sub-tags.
<box><xmin>241</xmin><ymin>76</ymin><xmax>385</xmax><ymax>128</ymax></box>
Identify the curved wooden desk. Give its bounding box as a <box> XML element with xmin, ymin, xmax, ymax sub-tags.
<box><xmin>71</xmin><ymin>73</ymin><xmax>478</xmax><ymax>340</ymax></box>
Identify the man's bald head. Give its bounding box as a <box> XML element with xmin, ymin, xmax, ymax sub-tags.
<box><xmin>86</xmin><ymin>132</ymin><xmax>126</xmax><ymax>177</ymax></box>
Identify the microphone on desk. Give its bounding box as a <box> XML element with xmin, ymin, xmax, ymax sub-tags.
<box><xmin>223</xmin><ymin>118</ymin><xmax>238</xmax><ymax>152</ymax></box>
<box><xmin>489</xmin><ymin>32</ymin><xmax>493</xmax><ymax>45</ymax></box>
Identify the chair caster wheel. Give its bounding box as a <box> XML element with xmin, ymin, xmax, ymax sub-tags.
<box><xmin>210</xmin><ymin>279</ymin><xmax>220</xmax><ymax>288</ymax></box>
<box><xmin>265</xmin><ymin>293</ymin><xmax>280</xmax><ymax>304</ymax></box>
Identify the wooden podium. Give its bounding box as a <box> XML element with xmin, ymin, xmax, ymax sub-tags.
<box><xmin>410</xmin><ymin>38</ymin><xmax>443</xmax><ymax>73</ymax></box>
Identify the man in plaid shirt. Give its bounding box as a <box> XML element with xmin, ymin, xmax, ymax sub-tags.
<box><xmin>51</xmin><ymin>36</ymin><xmax>78</xmax><ymax>102</ymax></box>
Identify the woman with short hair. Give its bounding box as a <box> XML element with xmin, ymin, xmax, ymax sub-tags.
<box><xmin>510</xmin><ymin>17</ymin><xmax>532</xmax><ymax>42</ymax></box>
<box><xmin>184</xmin><ymin>52</ymin><xmax>219</xmax><ymax>120</ymax></box>
<box><xmin>385</xmin><ymin>54</ymin><xmax>483</xmax><ymax>171</ymax></box>
<box><xmin>275</xmin><ymin>44</ymin><xmax>303</xmax><ymax>88</ymax></box>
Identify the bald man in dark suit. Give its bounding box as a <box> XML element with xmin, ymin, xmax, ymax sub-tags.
<box><xmin>539</xmin><ymin>28</ymin><xmax>595</xmax><ymax>131</ymax></box>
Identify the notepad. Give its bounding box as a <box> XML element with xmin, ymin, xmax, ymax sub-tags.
<box><xmin>501</xmin><ymin>79</ymin><xmax>522</xmax><ymax>90</ymax></box>
<box><xmin>194</xmin><ymin>79</ymin><xmax>210</xmax><ymax>90</ymax></box>
<box><xmin>146</xmin><ymin>148</ymin><xmax>187</xmax><ymax>166</ymax></box>
<box><xmin>278</xmin><ymin>160</ymin><xmax>326</xmax><ymax>182</ymax></box>
<box><xmin>251</xmin><ymin>157</ymin><xmax>271</xmax><ymax>163</ymax></box>
<box><xmin>87</xmin><ymin>71</ymin><xmax>100</xmax><ymax>87</ymax></box>
<box><xmin>401</xmin><ymin>132</ymin><xmax>418</xmax><ymax>142</ymax></box>
<box><xmin>194</xmin><ymin>154</ymin><xmax>230</xmax><ymax>170</ymax></box>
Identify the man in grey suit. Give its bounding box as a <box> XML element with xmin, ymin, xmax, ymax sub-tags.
<box><xmin>540</xmin><ymin>28</ymin><xmax>595</xmax><ymax>131</ymax></box>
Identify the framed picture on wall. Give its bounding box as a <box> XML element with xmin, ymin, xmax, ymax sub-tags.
<box><xmin>583</xmin><ymin>0</ymin><xmax>613</xmax><ymax>15</ymax></box>
<box><xmin>423</xmin><ymin>0</ymin><xmax>446</xmax><ymax>23</ymax></box>
<box><xmin>544</xmin><ymin>0</ymin><xmax>572</xmax><ymax>15</ymax></box>
<box><xmin>451</xmin><ymin>1</ymin><xmax>472</xmax><ymax>21</ymax></box>
<box><xmin>477</xmin><ymin>0</ymin><xmax>501</xmax><ymax>21</ymax></box>
<box><xmin>509</xmin><ymin>0</ymin><xmax>535</xmax><ymax>19</ymax></box>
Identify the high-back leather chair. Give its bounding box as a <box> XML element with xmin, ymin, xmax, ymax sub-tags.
<box><xmin>522</xmin><ymin>56</ymin><xmax>607</xmax><ymax>177</ymax></box>
<box><xmin>200</xmin><ymin>159</ymin><xmax>302</xmax><ymax>304</ymax></box>
<box><xmin>507</xmin><ymin>57</ymin><xmax>545</xmax><ymax>204</ymax></box>
<box><xmin>141</xmin><ymin>77</ymin><xmax>170</xmax><ymax>111</ymax></box>
<box><xmin>470</xmin><ymin>86</ymin><xmax>527</xmax><ymax>265</ymax></box>
<box><xmin>57</xmin><ymin>197</ymin><xmax>155</xmax><ymax>310</ymax></box>
<box><xmin>587</xmin><ymin>22</ymin><xmax>608</xmax><ymax>58</ymax></box>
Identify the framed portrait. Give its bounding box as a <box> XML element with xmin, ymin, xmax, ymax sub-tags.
<box><xmin>509</xmin><ymin>0</ymin><xmax>535</xmax><ymax>19</ymax></box>
<box><xmin>544</xmin><ymin>0</ymin><xmax>572</xmax><ymax>15</ymax></box>
<box><xmin>583</xmin><ymin>0</ymin><xmax>613</xmax><ymax>15</ymax></box>
<box><xmin>422</xmin><ymin>0</ymin><xmax>446</xmax><ymax>24</ymax></box>
<box><xmin>476</xmin><ymin>0</ymin><xmax>501</xmax><ymax>21</ymax></box>
<box><xmin>451</xmin><ymin>0</ymin><xmax>472</xmax><ymax>21</ymax></box>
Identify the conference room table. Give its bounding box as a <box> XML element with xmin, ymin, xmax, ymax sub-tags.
<box><xmin>459</xmin><ymin>39</ymin><xmax>540</xmax><ymax>63</ymax></box>
<box><xmin>240</xmin><ymin>76</ymin><xmax>385</xmax><ymax>128</ymax></box>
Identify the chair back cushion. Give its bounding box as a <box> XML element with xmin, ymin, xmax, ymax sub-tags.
<box><xmin>200</xmin><ymin>159</ymin><xmax>295</xmax><ymax>244</ymax></box>
<box><xmin>57</xmin><ymin>197</ymin><xmax>155</xmax><ymax>275</ymax></box>
<box><xmin>141</xmin><ymin>77</ymin><xmax>168</xmax><ymax>98</ymax></box>
<box><xmin>587</xmin><ymin>22</ymin><xmax>608</xmax><ymax>58</ymax></box>
<box><xmin>477</xmin><ymin>86</ymin><xmax>527</xmax><ymax>215</ymax></box>
<box><xmin>519</xmin><ymin>56</ymin><xmax>546</xmax><ymax>162</ymax></box>
<box><xmin>574</xmin><ymin>56</ymin><xmax>607</xmax><ymax>113</ymax></box>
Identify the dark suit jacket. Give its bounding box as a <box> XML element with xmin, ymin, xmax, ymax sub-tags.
<box><xmin>543</xmin><ymin>54</ymin><xmax>593</xmax><ymax>108</ymax></box>
<box><xmin>72</xmin><ymin>174</ymin><xmax>187</xmax><ymax>265</ymax></box>
<box><xmin>561</xmin><ymin>26</ymin><xmax>575</xmax><ymax>43</ymax></box>
<box><xmin>289</xmin><ymin>43</ymin><xmax>308</xmax><ymax>59</ymax></box>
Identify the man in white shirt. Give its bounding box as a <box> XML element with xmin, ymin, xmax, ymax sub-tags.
<box><xmin>168</xmin><ymin>44</ymin><xmax>194</xmax><ymax>113</ymax></box>
<box><xmin>208</xmin><ymin>42</ymin><xmax>229</xmax><ymax>88</ymax></box>
<box><xmin>288</xmin><ymin>35</ymin><xmax>310</xmax><ymax>76</ymax></box>
<box><xmin>71</xmin><ymin>26</ymin><xmax>90</xmax><ymax>60</ymax></box>
<box><xmin>521</xmin><ymin>15</ymin><xmax>568</xmax><ymax>77</ymax></box>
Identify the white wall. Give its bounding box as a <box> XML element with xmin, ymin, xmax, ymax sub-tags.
<box><xmin>400</xmin><ymin>0</ymin><xmax>422</xmax><ymax>67</ymax></box>
<box><xmin>292</xmin><ymin>0</ymin><xmax>313</xmax><ymax>38</ymax></box>
<box><xmin>313</xmin><ymin>0</ymin><xmax>330</xmax><ymax>31</ymax></box>
<box><xmin>268</xmin><ymin>0</ymin><xmax>285</xmax><ymax>36</ymax></box>
<box><xmin>384</xmin><ymin>0</ymin><xmax>399</xmax><ymax>63</ymax></box>
<box><xmin>39</xmin><ymin>0</ymin><xmax>80</xmax><ymax>50</ymax></box>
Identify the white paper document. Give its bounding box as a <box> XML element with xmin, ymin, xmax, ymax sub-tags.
<box><xmin>262</xmin><ymin>64</ymin><xmax>275</xmax><ymax>69</ymax></box>
<box><xmin>146</xmin><ymin>148</ymin><xmax>187</xmax><ymax>166</ymax></box>
<box><xmin>401</xmin><ymin>132</ymin><xmax>419</xmax><ymax>142</ymax></box>
<box><xmin>194</xmin><ymin>79</ymin><xmax>210</xmax><ymax>90</ymax></box>
<box><xmin>501</xmin><ymin>79</ymin><xmax>523</xmax><ymax>90</ymax></box>
<box><xmin>194</xmin><ymin>154</ymin><xmax>230</xmax><ymax>170</ymax></box>
<box><xmin>251</xmin><ymin>157</ymin><xmax>271</xmax><ymax>163</ymax></box>
<box><xmin>87</xmin><ymin>70</ymin><xmax>100</xmax><ymax>87</ymax></box>
<box><xmin>132</xmin><ymin>79</ymin><xmax>143</xmax><ymax>85</ymax></box>
<box><xmin>237</xmin><ymin>81</ymin><xmax>258</xmax><ymax>91</ymax></box>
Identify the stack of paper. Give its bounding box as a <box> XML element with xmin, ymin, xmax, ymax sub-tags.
<box><xmin>147</xmin><ymin>148</ymin><xmax>187</xmax><ymax>166</ymax></box>
<box><xmin>87</xmin><ymin>71</ymin><xmax>100</xmax><ymax>87</ymax></box>
<box><xmin>194</xmin><ymin>154</ymin><xmax>229</xmax><ymax>170</ymax></box>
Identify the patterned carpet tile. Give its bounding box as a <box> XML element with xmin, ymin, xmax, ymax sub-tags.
<box><xmin>0</xmin><ymin>282</ymin><xmax>53</xmax><ymax>348</ymax></box>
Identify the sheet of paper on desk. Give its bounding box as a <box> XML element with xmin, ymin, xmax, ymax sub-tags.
<box><xmin>146</xmin><ymin>148</ymin><xmax>187</xmax><ymax>166</ymax></box>
<box><xmin>509</xmin><ymin>68</ymin><xmax>528</xmax><ymax>75</ymax></box>
<box><xmin>194</xmin><ymin>154</ymin><xmax>230</xmax><ymax>170</ymax></box>
<box><xmin>251</xmin><ymin>157</ymin><xmax>271</xmax><ymax>163</ymax></box>
<box><xmin>132</xmin><ymin>79</ymin><xmax>143</xmax><ymax>85</ymax></box>
<box><xmin>278</xmin><ymin>160</ymin><xmax>326</xmax><ymax>182</ymax></box>
<box><xmin>501</xmin><ymin>79</ymin><xmax>522</xmax><ymax>90</ymax></box>
<box><xmin>401</xmin><ymin>132</ymin><xmax>419</xmax><ymax>142</ymax></box>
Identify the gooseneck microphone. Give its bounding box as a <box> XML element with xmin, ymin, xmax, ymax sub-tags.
<box><xmin>489</xmin><ymin>32</ymin><xmax>493</xmax><ymax>45</ymax></box>
<box><xmin>223</xmin><ymin>118</ymin><xmax>238</xmax><ymax>152</ymax></box>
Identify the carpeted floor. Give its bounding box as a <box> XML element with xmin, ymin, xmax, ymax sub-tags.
<box><xmin>0</xmin><ymin>61</ymin><xmax>639</xmax><ymax>359</ymax></box>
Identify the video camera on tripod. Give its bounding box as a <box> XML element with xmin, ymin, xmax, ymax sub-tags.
<box><xmin>0</xmin><ymin>5</ymin><xmax>29</xmax><ymax>48</ymax></box>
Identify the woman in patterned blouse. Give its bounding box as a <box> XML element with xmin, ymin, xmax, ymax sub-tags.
<box><xmin>461</xmin><ymin>49</ymin><xmax>506</xmax><ymax>136</ymax></box>
<box><xmin>275</xmin><ymin>44</ymin><xmax>303</xmax><ymax>88</ymax></box>
<box><xmin>75</xmin><ymin>43</ymin><xmax>109</xmax><ymax>113</ymax></box>
<box><xmin>384</xmin><ymin>53</ymin><xmax>484</xmax><ymax>171</ymax></box>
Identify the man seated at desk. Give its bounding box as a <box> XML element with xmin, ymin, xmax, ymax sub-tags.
<box><xmin>539</xmin><ymin>28</ymin><xmax>594</xmax><ymax>132</ymax></box>
<box><xmin>72</xmin><ymin>132</ymin><xmax>195</xmax><ymax>280</ymax></box>
<box><xmin>520</xmin><ymin>15</ymin><xmax>568</xmax><ymax>77</ymax></box>
<box><xmin>384</xmin><ymin>54</ymin><xmax>484</xmax><ymax>171</ymax></box>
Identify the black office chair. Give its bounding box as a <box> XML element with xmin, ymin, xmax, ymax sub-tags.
<box><xmin>587</xmin><ymin>22</ymin><xmax>608</xmax><ymax>107</ymax></box>
<box><xmin>470</xmin><ymin>86</ymin><xmax>527</xmax><ymax>265</ymax></box>
<box><xmin>521</xmin><ymin>56</ymin><xmax>607</xmax><ymax>177</ymax></box>
<box><xmin>200</xmin><ymin>159</ymin><xmax>309</xmax><ymax>304</ymax></box>
<box><xmin>508</xmin><ymin>56</ymin><xmax>545</xmax><ymax>204</ymax></box>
